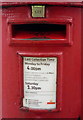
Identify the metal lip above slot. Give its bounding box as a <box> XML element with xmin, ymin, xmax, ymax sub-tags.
<box><xmin>12</xmin><ymin>38</ymin><xmax>65</xmax><ymax>41</ymax></box>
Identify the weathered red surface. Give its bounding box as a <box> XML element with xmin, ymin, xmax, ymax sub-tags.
<box><xmin>81</xmin><ymin>7</ymin><xmax>83</xmax><ymax>120</ymax></box>
<box><xmin>1</xmin><ymin>2</ymin><xmax>81</xmax><ymax>119</ymax></box>
<box><xmin>0</xmin><ymin>5</ymin><xmax>2</xmax><ymax>120</ymax></box>
<box><xmin>1</xmin><ymin>1</ymin><xmax>83</xmax><ymax>7</ymax></box>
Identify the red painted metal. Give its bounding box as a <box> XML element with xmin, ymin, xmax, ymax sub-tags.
<box><xmin>1</xmin><ymin>1</ymin><xmax>83</xmax><ymax>7</ymax></box>
<box><xmin>81</xmin><ymin>8</ymin><xmax>83</xmax><ymax>120</ymax></box>
<box><xmin>0</xmin><ymin>6</ymin><xmax>2</xmax><ymax>120</ymax></box>
<box><xmin>1</xmin><ymin>2</ymin><xmax>81</xmax><ymax>119</ymax></box>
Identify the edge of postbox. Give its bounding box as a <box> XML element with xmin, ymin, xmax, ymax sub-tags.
<box><xmin>1</xmin><ymin>2</ymin><xmax>83</xmax><ymax>7</ymax></box>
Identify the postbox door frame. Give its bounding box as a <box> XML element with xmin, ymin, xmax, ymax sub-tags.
<box><xmin>17</xmin><ymin>51</ymin><xmax>63</xmax><ymax>112</ymax></box>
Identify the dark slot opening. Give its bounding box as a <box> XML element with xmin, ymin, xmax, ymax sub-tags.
<box><xmin>12</xmin><ymin>24</ymin><xmax>66</xmax><ymax>40</ymax></box>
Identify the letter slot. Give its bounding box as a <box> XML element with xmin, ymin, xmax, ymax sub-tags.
<box><xmin>12</xmin><ymin>24</ymin><xmax>66</xmax><ymax>40</ymax></box>
<box><xmin>8</xmin><ymin>18</ymin><xmax>72</xmax><ymax>45</ymax></box>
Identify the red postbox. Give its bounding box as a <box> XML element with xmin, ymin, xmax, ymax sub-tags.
<box><xmin>1</xmin><ymin>1</ymin><xmax>82</xmax><ymax>119</ymax></box>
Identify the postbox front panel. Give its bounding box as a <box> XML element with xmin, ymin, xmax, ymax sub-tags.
<box><xmin>2</xmin><ymin>4</ymin><xmax>81</xmax><ymax>119</ymax></box>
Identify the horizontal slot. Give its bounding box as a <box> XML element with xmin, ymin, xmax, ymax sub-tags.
<box><xmin>12</xmin><ymin>24</ymin><xmax>66</xmax><ymax>40</ymax></box>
